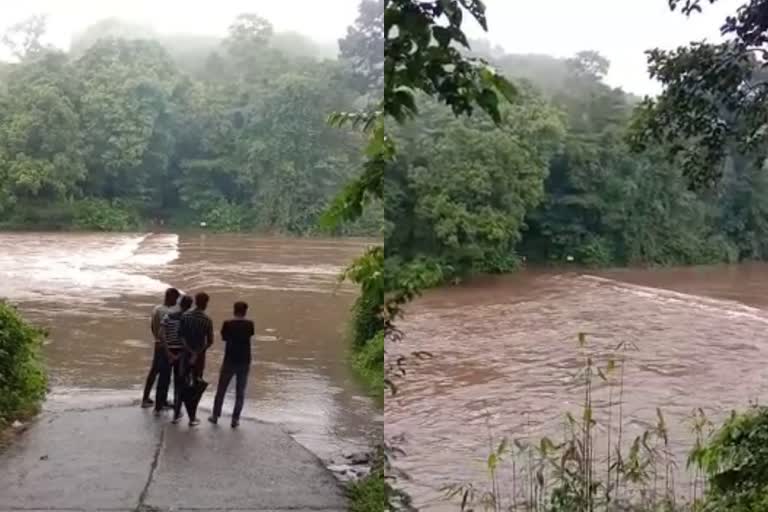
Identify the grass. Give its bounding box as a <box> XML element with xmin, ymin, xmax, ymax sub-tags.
<box><xmin>348</xmin><ymin>463</ymin><xmax>386</xmax><ymax>512</ymax></box>
<box><xmin>440</xmin><ymin>333</ymin><xmax>744</xmax><ymax>512</ymax></box>
<box><xmin>347</xmin><ymin>331</ymin><xmax>385</xmax><ymax>511</ymax></box>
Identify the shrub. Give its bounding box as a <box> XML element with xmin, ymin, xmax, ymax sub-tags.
<box><xmin>694</xmin><ymin>406</ymin><xmax>768</xmax><ymax>512</ymax></box>
<box><xmin>0</xmin><ymin>302</ymin><xmax>47</xmax><ymax>427</ymax></box>
<box><xmin>353</xmin><ymin>331</ymin><xmax>384</xmax><ymax>398</ymax></box>
<box><xmin>576</xmin><ymin>236</ymin><xmax>615</xmax><ymax>266</ymax></box>
<box><xmin>351</xmin><ymin>287</ymin><xmax>385</xmax><ymax>349</ymax></box>
<box><xmin>73</xmin><ymin>199</ymin><xmax>140</xmax><ymax>231</ymax></box>
<box><xmin>202</xmin><ymin>200</ymin><xmax>252</xmax><ymax>232</ymax></box>
<box><xmin>341</xmin><ymin>246</ymin><xmax>385</xmax><ymax>394</ymax></box>
<box><xmin>348</xmin><ymin>460</ymin><xmax>386</xmax><ymax>512</ymax></box>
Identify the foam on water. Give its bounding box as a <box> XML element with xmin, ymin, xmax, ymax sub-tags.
<box><xmin>0</xmin><ymin>233</ymin><xmax>179</xmax><ymax>302</ymax></box>
<box><xmin>579</xmin><ymin>274</ymin><xmax>768</xmax><ymax>325</ymax></box>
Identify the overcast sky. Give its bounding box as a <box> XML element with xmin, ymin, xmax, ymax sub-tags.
<box><xmin>473</xmin><ymin>0</ymin><xmax>737</xmax><ymax>96</ymax></box>
<box><xmin>0</xmin><ymin>0</ymin><xmax>738</xmax><ymax>96</ymax></box>
<box><xmin>0</xmin><ymin>0</ymin><xmax>361</xmax><ymax>51</ymax></box>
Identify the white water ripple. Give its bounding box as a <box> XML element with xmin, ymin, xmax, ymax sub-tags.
<box><xmin>0</xmin><ymin>233</ymin><xmax>179</xmax><ymax>302</ymax></box>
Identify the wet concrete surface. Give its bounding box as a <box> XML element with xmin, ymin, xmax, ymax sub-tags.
<box><xmin>0</xmin><ymin>406</ymin><xmax>347</xmax><ymax>511</ymax></box>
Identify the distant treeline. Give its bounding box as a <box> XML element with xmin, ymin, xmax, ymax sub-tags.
<box><xmin>0</xmin><ymin>12</ymin><xmax>382</xmax><ymax>235</ymax></box>
<box><xmin>385</xmin><ymin>46</ymin><xmax>768</xmax><ymax>275</ymax></box>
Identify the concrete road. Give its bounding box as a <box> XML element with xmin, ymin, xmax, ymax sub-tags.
<box><xmin>0</xmin><ymin>406</ymin><xmax>347</xmax><ymax>511</ymax></box>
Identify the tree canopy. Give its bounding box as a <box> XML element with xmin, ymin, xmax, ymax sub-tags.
<box><xmin>384</xmin><ymin>34</ymin><xmax>768</xmax><ymax>277</ymax></box>
<box><xmin>629</xmin><ymin>0</ymin><xmax>768</xmax><ymax>189</ymax></box>
<box><xmin>0</xmin><ymin>13</ymin><xmax>379</xmax><ymax>235</ymax></box>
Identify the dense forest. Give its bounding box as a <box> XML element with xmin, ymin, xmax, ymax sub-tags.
<box><xmin>385</xmin><ymin>46</ymin><xmax>768</xmax><ymax>275</ymax></box>
<box><xmin>0</xmin><ymin>12</ymin><xmax>382</xmax><ymax>235</ymax></box>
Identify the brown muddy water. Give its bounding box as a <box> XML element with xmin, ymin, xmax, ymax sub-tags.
<box><xmin>386</xmin><ymin>264</ymin><xmax>768</xmax><ymax>510</ymax></box>
<box><xmin>0</xmin><ymin>232</ymin><xmax>380</xmax><ymax>461</ymax></box>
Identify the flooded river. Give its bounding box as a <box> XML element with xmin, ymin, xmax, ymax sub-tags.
<box><xmin>0</xmin><ymin>232</ymin><xmax>379</xmax><ymax>461</ymax></box>
<box><xmin>386</xmin><ymin>265</ymin><xmax>768</xmax><ymax>509</ymax></box>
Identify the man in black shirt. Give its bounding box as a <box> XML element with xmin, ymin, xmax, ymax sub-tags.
<box><xmin>180</xmin><ymin>292</ymin><xmax>214</xmax><ymax>378</ymax></box>
<box><xmin>209</xmin><ymin>301</ymin><xmax>255</xmax><ymax>428</ymax></box>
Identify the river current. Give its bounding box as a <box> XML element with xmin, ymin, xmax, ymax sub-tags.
<box><xmin>386</xmin><ymin>265</ymin><xmax>768</xmax><ymax>509</ymax></box>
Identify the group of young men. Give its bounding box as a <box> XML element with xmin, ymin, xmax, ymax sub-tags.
<box><xmin>141</xmin><ymin>287</ymin><xmax>255</xmax><ymax>428</ymax></box>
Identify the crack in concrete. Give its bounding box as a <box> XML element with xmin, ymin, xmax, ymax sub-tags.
<box><xmin>1</xmin><ymin>405</ymin><xmax>348</xmax><ymax>511</ymax></box>
<box><xmin>135</xmin><ymin>424</ymin><xmax>166</xmax><ymax>512</ymax></box>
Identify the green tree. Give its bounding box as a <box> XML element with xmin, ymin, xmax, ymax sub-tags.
<box><xmin>387</xmin><ymin>92</ymin><xmax>564</xmax><ymax>275</ymax></box>
<box><xmin>170</xmin><ymin>78</ymin><xmax>243</xmax><ymax>219</ymax></box>
<box><xmin>339</xmin><ymin>0</ymin><xmax>384</xmax><ymax>95</ymax></box>
<box><xmin>225</xmin><ymin>13</ymin><xmax>274</xmax><ymax>58</ymax></box>
<box><xmin>222</xmin><ymin>13</ymin><xmax>276</xmax><ymax>82</ymax></box>
<box><xmin>716</xmin><ymin>153</ymin><xmax>768</xmax><ymax>260</ymax></box>
<box><xmin>0</xmin><ymin>51</ymin><xmax>85</xmax><ymax>215</ymax></box>
<box><xmin>0</xmin><ymin>12</ymin><xmax>377</xmax><ymax>234</ymax></box>
<box><xmin>69</xmin><ymin>18</ymin><xmax>156</xmax><ymax>57</ymax></box>
<box><xmin>247</xmin><ymin>70</ymin><xmax>361</xmax><ymax>232</ymax></box>
<box><xmin>629</xmin><ymin>0</ymin><xmax>768</xmax><ymax>189</ymax></box>
<box><xmin>76</xmin><ymin>39</ymin><xmax>178</xmax><ymax>204</ymax></box>
<box><xmin>2</xmin><ymin>15</ymin><xmax>50</xmax><ymax>61</ymax></box>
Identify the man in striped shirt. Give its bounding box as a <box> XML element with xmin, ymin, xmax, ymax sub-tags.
<box><xmin>157</xmin><ymin>295</ymin><xmax>193</xmax><ymax>416</ymax></box>
<box><xmin>142</xmin><ymin>287</ymin><xmax>180</xmax><ymax>408</ymax></box>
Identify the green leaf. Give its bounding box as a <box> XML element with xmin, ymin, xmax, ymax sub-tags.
<box><xmin>432</xmin><ymin>26</ymin><xmax>452</xmax><ymax>48</ymax></box>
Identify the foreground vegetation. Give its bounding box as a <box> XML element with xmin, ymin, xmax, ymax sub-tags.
<box><xmin>445</xmin><ymin>335</ymin><xmax>768</xmax><ymax>512</ymax></box>
<box><xmin>0</xmin><ymin>302</ymin><xmax>46</xmax><ymax>430</ymax></box>
<box><xmin>347</xmin><ymin>449</ymin><xmax>387</xmax><ymax>512</ymax></box>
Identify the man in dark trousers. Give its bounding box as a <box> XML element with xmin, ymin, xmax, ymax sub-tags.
<box><xmin>176</xmin><ymin>292</ymin><xmax>213</xmax><ymax>426</ymax></box>
<box><xmin>142</xmin><ymin>287</ymin><xmax>180</xmax><ymax>408</ymax></box>
<box><xmin>209</xmin><ymin>301</ymin><xmax>255</xmax><ymax>428</ymax></box>
<box><xmin>157</xmin><ymin>295</ymin><xmax>193</xmax><ymax>417</ymax></box>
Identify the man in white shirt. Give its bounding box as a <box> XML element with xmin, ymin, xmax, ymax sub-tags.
<box><xmin>141</xmin><ymin>287</ymin><xmax>180</xmax><ymax>408</ymax></box>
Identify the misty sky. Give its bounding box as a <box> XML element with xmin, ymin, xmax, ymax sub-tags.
<box><xmin>0</xmin><ymin>0</ymin><xmax>738</xmax><ymax>96</ymax></box>
<box><xmin>472</xmin><ymin>0</ymin><xmax>737</xmax><ymax>96</ymax></box>
<box><xmin>0</xmin><ymin>0</ymin><xmax>361</xmax><ymax>50</ymax></box>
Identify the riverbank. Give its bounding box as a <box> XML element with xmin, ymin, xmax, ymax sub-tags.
<box><xmin>0</xmin><ymin>201</ymin><xmax>382</xmax><ymax>237</ymax></box>
<box><xmin>0</xmin><ymin>401</ymin><xmax>347</xmax><ymax>511</ymax></box>
<box><xmin>0</xmin><ymin>221</ymin><xmax>381</xmax><ymax>239</ymax></box>
<box><xmin>346</xmin><ymin>340</ymin><xmax>386</xmax><ymax>512</ymax></box>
